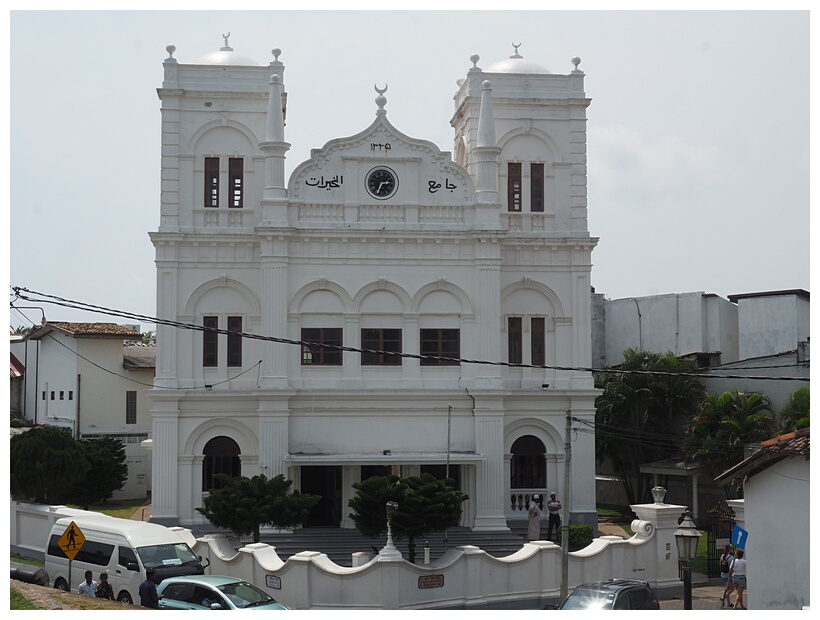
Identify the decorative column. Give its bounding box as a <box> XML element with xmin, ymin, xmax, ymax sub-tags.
<box><xmin>258</xmin><ymin>402</ymin><xmax>290</xmax><ymax>478</ymax></box>
<box><xmin>259</xmin><ymin>237</ymin><xmax>288</xmax><ymax>388</ymax></box>
<box><xmin>472</xmin><ymin>398</ymin><xmax>510</xmax><ymax>532</ymax></box>
<box><xmin>149</xmin><ymin>402</ymin><xmax>180</xmax><ymax>526</ymax></box>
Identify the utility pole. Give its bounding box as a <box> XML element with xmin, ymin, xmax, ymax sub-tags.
<box><xmin>444</xmin><ymin>403</ymin><xmax>452</xmax><ymax>551</ymax></box>
<box><xmin>561</xmin><ymin>409</ymin><xmax>571</xmax><ymax>603</ymax></box>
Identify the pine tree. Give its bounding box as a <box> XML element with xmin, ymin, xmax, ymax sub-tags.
<box><xmin>196</xmin><ymin>474</ymin><xmax>321</xmax><ymax>543</ymax></box>
<box><xmin>348</xmin><ymin>473</ymin><xmax>468</xmax><ymax>563</ymax></box>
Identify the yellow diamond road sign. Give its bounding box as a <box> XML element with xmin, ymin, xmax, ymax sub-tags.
<box><xmin>57</xmin><ymin>521</ymin><xmax>85</xmax><ymax>561</ymax></box>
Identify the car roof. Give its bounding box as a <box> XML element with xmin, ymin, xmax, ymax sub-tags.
<box><xmin>159</xmin><ymin>575</ymin><xmax>247</xmax><ymax>587</ymax></box>
<box><xmin>572</xmin><ymin>579</ymin><xmax>651</xmax><ymax>593</ymax></box>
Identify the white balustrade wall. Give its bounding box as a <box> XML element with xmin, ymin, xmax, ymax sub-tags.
<box><xmin>11</xmin><ymin>500</ymin><xmax>705</xmax><ymax>609</ymax></box>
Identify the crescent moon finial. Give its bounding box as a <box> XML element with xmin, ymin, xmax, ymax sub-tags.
<box><xmin>374</xmin><ymin>83</ymin><xmax>388</xmax><ymax>95</ymax></box>
<box><xmin>511</xmin><ymin>42</ymin><xmax>522</xmax><ymax>58</ymax></box>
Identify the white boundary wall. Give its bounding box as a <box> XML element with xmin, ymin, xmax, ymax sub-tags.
<box><xmin>11</xmin><ymin>501</ymin><xmax>690</xmax><ymax>609</ymax></box>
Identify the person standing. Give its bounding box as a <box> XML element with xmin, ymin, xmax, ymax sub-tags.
<box><xmin>729</xmin><ymin>549</ymin><xmax>748</xmax><ymax>610</ymax></box>
<box><xmin>546</xmin><ymin>492</ymin><xmax>562</xmax><ymax>543</ymax></box>
<box><xmin>139</xmin><ymin>569</ymin><xmax>162</xmax><ymax>608</ymax></box>
<box><xmin>527</xmin><ymin>494</ymin><xmax>542</xmax><ymax>542</ymax></box>
<box><xmin>719</xmin><ymin>544</ymin><xmax>735</xmax><ymax>608</ymax></box>
<box><xmin>78</xmin><ymin>570</ymin><xmax>97</xmax><ymax>597</ymax></box>
<box><xmin>96</xmin><ymin>572</ymin><xmax>115</xmax><ymax>600</ymax></box>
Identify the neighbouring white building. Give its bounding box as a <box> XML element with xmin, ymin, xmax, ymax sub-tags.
<box><xmin>12</xmin><ymin>323</ymin><xmax>154</xmax><ymax>500</ymax></box>
<box><xmin>716</xmin><ymin>429</ymin><xmax>810</xmax><ymax>610</ymax></box>
<box><xmin>147</xmin><ymin>39</ymin><xmax>600</xmax><ymax>532</ymax></box>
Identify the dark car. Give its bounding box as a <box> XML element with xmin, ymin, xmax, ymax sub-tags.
<box><xmin>557</xmin><ymin>579</ymin><xmax>660</xmax><ymax>610</ymax></box>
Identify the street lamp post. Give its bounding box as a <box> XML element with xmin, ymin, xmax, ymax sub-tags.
<box><xmin>379</xmin><ymin>501</ymin><xmax>402</xmax><ymax>560</ymax></box>
<box><xmin>674</xmin><ymin>510</ymin><xmax>702</xmax><ymax>610</ymax></box>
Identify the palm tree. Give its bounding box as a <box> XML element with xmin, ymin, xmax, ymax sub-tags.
<box><xmin>779</xmin><ymin>388</ymin><xmax>809</xmax><ymax>432</ymax></box>
<box><xmin>595</xmin><ymin>349</ymin><xmax>706</xmax><ymax>505</ymax></box>
<box><xmin>684</xmin><ymin>390</ymin><xmax>777</xmax><ymax>489</ymax></box>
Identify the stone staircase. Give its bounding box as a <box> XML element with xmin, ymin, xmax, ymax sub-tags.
<box><xmin>252</xmin><ymin>523</ymin><xmax>530</xmax><ymax>567</ymax></box>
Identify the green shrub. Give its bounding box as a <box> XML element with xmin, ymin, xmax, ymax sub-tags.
<box><xmin>559</xmin><ymin>524</ymin><xmax>595</xmax><ymax>551</ymax></box>
<box><xmin>10</xmin><ymin>417</ymin><xmax>33</xmax><ymax>428</ymax></box>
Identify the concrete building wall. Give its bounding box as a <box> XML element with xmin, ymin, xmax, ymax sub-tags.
<box><xmin>601</xmin><ymin>292</ymin><xmax>738</xmax><ymax>366</ymax></box>
<box><xmin>734</xmin><ymin>292</ymin><xmax>810</xmax><ymax>359</ymax></box>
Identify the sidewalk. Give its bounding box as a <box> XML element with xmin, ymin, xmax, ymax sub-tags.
<box><xmin>659</xmin><ymin>580</ymin><xmax>745</xmax><ymax>610</ymax></box>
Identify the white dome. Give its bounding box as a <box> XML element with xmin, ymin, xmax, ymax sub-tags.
<box><xmin>483</xmin><ymin>57</ymin><xmax>551</xmax><ymax>74</ymax></box>
<box><xmin>195</xmin><ymin>49</ymin><xmax>260</xmax><ymax>66</ymax></box>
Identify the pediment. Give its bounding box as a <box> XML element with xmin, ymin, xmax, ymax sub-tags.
<box><xmin>289</xmin><ymin>115</ymin><xmax>473</xmax><ymax>206</ymax></box>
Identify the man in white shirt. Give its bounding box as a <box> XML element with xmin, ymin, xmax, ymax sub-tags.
<box><xmin>546</xmin><ymin>492</ymin><xmax>562</xmax><ymax>542</ymax></box>
<box><xmin>77</xmin><ymin>570</ymin><xmax>97</xmax><ymax>597</ymax></box>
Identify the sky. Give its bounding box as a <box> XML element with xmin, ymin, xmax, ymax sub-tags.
<box><xmin>6</xmin><ymin>7</ymin><xmax>812</xmax><ymax>332</ymax></box>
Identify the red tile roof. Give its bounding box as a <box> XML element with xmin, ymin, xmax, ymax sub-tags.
<box><xmin>10</xmin><ymin>352</ymin><xmax>25</xmax><ymax>378</ymax></box>
<box><xmin>715</xmin><ymin>427</ymin><xmax>810</xmax><ymax>484</ymax></box>
<box><xmin>26</xmin><ymin>322</ymin><xmax>142</xmax><ymax>339</ymax></box>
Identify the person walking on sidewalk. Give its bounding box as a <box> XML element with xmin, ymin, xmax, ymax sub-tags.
<box><xmin>729</xmin><ymin>548</ymin><xmax>748</xmax><ymax>610</ymax></box>
<box><xmin>719</xmin><ymin>544</ymin><xmax>735</xmax><ymax>608</ymax></box>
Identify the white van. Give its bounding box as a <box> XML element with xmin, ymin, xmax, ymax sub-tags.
<box><xmin>45</xmin><ymin>516</ymin><xmax>205</xmax><ymax>604</ymax></box>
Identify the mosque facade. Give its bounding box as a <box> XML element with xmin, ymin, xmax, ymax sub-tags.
<box><xmin>148</xmin><ymin>38</ymin><xmax>599</xmax><ymax>532</ymax></box>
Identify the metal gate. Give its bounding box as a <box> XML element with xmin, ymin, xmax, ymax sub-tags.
<box><xmin>706</xmin><ymin>502</ymin><xmax>736</xmax><ymax>578</ymax></box>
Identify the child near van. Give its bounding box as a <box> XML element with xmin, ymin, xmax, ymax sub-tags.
<box><xmin>96</xmin><ymin>572</ymin><xmax>115</xmax><ymax>600</ymax></box>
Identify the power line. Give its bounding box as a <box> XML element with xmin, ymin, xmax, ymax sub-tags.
<box><xmin>11</xmin><ymin>286</ymin><xmax>809</xmax><ymax>382</ymax></box>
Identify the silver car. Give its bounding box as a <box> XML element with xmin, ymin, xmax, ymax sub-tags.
<box><xmin>156</xmin><ymin>574</ymin><xmax>288</xmax><ymax>610</ymax></box>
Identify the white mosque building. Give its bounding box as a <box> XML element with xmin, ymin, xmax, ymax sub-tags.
<box><xmin>148</xmin><ymin>38</ymin><xmax>599</xmax><ymax>533</ymax></box>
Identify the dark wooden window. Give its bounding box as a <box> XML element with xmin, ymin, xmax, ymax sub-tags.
<box><xmin>126</xmin><ymin>390</ymin><xmax>137</xmax><ymax>425</ymax></box>
<box><xmin>203</xmin><ymin>316</ymin><xmax>218</xmax><ymax>367</ymax></box>
<box><xmin>507</xmin><ymin>162</ymin><xmax>522</xmax><ymax>212</ymax></box>
<box><xmin>202</xmin><ymin>436</ymin><xmax>241</xmax><ymax>491</ymax></box>
<box><xmin>530</xmin><ymin>163</ymin><xmax>544</xmax><ymax>212</ymax></box>
<box><xmin>531</xmin><ymin>317</ymin><xmax>546</xmax><ymax>367</ymax></box>
<box><xmin>229</xmin><ymin>158</ymin><xmax>243</xmax><ymax>208</ymax></box>
<box><xmin>420</xmin><ymin>329</ymin><xmax>460</xmax><ymax>366</ymax></box>
<box><xmin>205</xmin><ymin>157</ymin><xmax>219</xmax><ymax>207</ymax></box>
<box><xmin>508</xmin><ymin>317</ymin><xmax>523</xmax><ymax>365</ymax></box>
<box><xmin>227</xmin><ymin>316</ymin><xmax>242</xmax><ymax>368</ymax></box>
<box><xmin>301</xmin><ymin>328</ymin><xmax>343</xmax><ymax>365</ymax></box>
<box><xmin>361</xmin><ymin>328</ymin><xmax>402</xmax><ymax>365</ymax></box>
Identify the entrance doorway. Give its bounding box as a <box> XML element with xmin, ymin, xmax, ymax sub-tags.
<box><xmin>300</xmin><ymin>466</ymin><xmax>342</xmax><ymax>527</ymax></box>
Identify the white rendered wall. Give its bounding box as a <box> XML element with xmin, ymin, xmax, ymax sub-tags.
<box><xmin>743</xmin><ymin>459</ymin><xmax>810</xmax><ymax>609</ymax></box>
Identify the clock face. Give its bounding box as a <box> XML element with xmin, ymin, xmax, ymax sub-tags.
<box><xmin>366</xmin><ymin>167</ymin><xmax>398</xmax><ymax>199</ymax></box>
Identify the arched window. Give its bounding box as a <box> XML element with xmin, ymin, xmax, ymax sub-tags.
<box><xmin>202</xmin><ymin>436</ymin><xmax>241</xmax><ymax>491</ymax></box>
<box><xmin>510</xmin><ymin>435</ymin><xmax>546</xmax><ymax>489</ymax></box>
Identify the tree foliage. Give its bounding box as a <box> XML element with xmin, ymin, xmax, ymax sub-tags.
<box><xmin>683</xmin><ymin>390</ymin><xmax>777</xmax><ymax>483</ymax></box>
<box><xmin>71</xmin><ymin>437</ymin><xmax>129</xmax><ymax>509</ymax></box>
<box><xmin>196</xmin><ymin>474</ymin><xmax>321</xmax><ymax>543</ymax></box>
<box><xmin>594</xmin><ymin>348</ymin><xmax>706</xmax><ymax>505</ymax></box>
<box><xmin>348</xmin><ymin>473</ymin><xmax>468</xmax><ymax>563</ymax></box>
<box><xmin>10</xmin><ymin>426</ymin><xmax>90</xmax><ymax>504</ymax></box>
<box><xmin>778</xmin><ymin>387</ymin><xmax>809</xmax><ymax>432</ymax></box>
